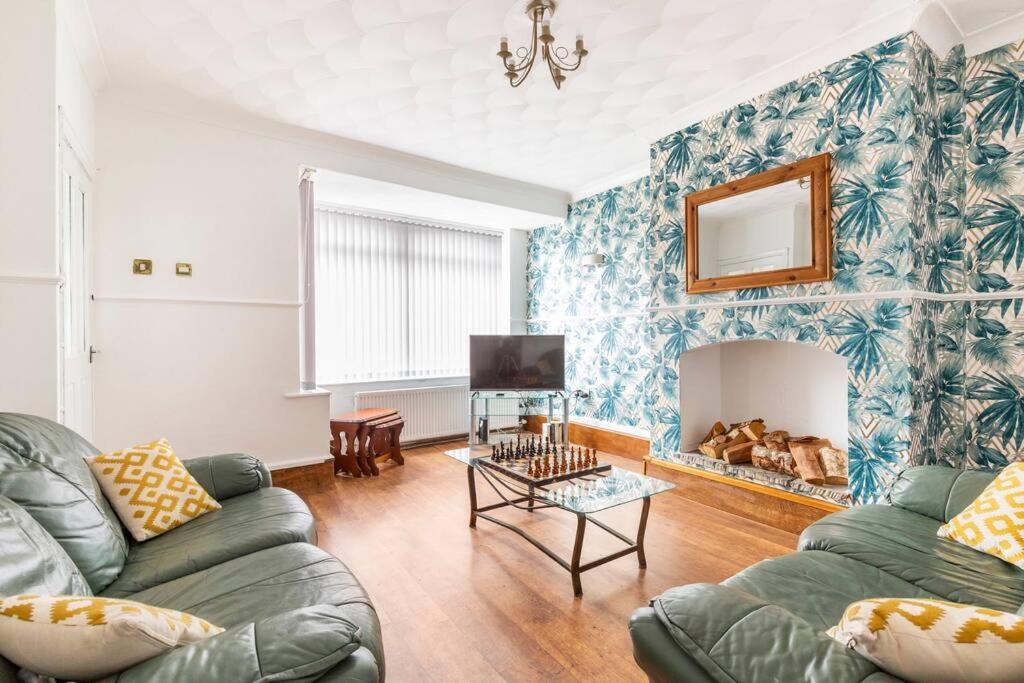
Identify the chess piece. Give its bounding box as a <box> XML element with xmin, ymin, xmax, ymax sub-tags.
<box><xmin>590</xmin><ymin>448</ymin><xmax>597</xmax><ymax>466</ymax></box>
<box><xmin>559</xmin><ymin>452</ymin><xmax>566</xmax><ymax>474</ymax></box>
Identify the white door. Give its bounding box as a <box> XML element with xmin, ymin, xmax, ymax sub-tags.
<box><xmin>60</xmin><ymin>143</ymin><xmax>94</xmax><ymax>439</ymax></box>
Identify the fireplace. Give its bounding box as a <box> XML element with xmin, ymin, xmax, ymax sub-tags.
<box><xmin>676</xmin><ymin>339</ymin><xmax>852</xmax><ymax>505</ymax></box>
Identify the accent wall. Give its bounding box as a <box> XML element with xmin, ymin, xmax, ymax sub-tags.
<box><xmin>527</xmin><ymin>31</ymin><xmax>1024</xmax><ymax>504</ymax></box>
<box><xmin>527</xmin><ymin>177</ymin><xmax>653</xmax><ymax>434</ymax></box>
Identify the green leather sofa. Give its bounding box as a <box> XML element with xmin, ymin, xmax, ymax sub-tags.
<box><xmin>629</xmin><ymin>465</ymin><xmax>1019</xmax><ymax>682</ymax></box>
<box><xmin>0</xmin><ymin>413</ymin><xmax>384</xmax><ymax>682</ymax></box>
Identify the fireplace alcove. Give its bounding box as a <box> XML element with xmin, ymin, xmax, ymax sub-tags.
<box><xmin>676</xmin><ymin>338</ymin><xmax>852</xmax><ymax>506</ymax></box>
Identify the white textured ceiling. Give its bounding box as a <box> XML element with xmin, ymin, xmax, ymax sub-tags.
<box><xmin>87</xmin><ymin>0</ymin><xmax>1024</xmax><ymax>194</ymax></box>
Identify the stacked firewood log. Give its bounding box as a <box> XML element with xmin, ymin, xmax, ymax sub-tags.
<box><xmin>697</xmin><ymin>419</ymin><xmax>848</xmax><ymax>486</ymax></box>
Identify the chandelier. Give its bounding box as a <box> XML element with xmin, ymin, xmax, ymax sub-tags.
<box><xmin>497</xmin><ymin>0</ymin><xmax>588</xmax><ymax>90</ymax></box>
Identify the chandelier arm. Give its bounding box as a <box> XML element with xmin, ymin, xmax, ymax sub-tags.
<box><xmin>504</xmin><ymin>55</ymin><xmax>532</xmax><ymax>74</ymax></box>
<box><xmin>545</xmin><ymin>49</ymin><xmax>564</xmax><ymax>90</ymax></box>
<box><xmin>511</xmin><ymin>50</ymin><xmax>537</xmax><ymax>87</ymax></box>
<box><xmin>549</xmin><ymin>45</ymin><xmax>584</xmax><ymax>71</ymax></box>
<box><xmin>504</xmin><ymin>8</ymin><xmax>541</xmax><ymax>80</ymax></box>
<box><xmin>549</xmin><ymin>52</ymin><xmax>584</xmax><ymax>72</ymax></box>
<box><xmin>512</xmin><ymin>17</ymin><xmax>540</xmax><ymax>72</ymax></box>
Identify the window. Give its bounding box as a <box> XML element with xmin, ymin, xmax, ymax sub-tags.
<box><xmin>315</xmin><ymin>207</ymin><xmax>504</xmax><ymax>383</ymax></box>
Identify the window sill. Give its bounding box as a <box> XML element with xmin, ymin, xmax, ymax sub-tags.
<box><xmin>318</xmin><ymin>375</ymin><xmax>469</xmax><ymax>387</ymax></box>
<box><xmin>284</xmin><ymin>389</ymin><xmax>331</xmax><ymax>399</ymax></box>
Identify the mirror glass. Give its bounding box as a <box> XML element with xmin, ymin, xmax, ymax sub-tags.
<box><xmin>696</xmin><ymin>177</ymin><xmax>812</xmax><ymax>279</ymax></box>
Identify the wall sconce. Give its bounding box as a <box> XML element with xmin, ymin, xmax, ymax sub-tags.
<box><xmin>581</xmin><ymin>253</ymin><xmax>606</xmax><ymax>266</ymax></box>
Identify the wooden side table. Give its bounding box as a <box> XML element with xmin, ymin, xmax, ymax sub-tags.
<box><xmin>361</xmin><ymin>415</ymin><xmax>405</xmax><ymax>475</ymax></box>
<box><xmin>330</xmin><ymin>408</ymin><xmax>404</xmax><ymax>477</ymax></box>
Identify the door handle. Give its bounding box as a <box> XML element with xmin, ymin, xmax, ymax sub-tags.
<box><xmin>89</xmin><ymin>346</ymin><xmax>99</xmax><ymax>364</ymax></box>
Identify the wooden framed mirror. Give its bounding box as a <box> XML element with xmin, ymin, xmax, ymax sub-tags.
<box><xmin>684</xmin><ymin>153</ymin><xmax>832</xmax><ymax>294</ymax></box>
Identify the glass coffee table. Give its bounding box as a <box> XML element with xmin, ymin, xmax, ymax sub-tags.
<box><xmin>444</xmin><ymin>444</ymin><xmax>675</xmax><ymax>597</ymax></box>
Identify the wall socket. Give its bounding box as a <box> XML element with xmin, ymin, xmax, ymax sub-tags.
<box><xmin>132</xmin><ymin>259</ymin><xmax>152</xmax><ymax>275</ymax></box>
<box><xmin>175</xmin><ymin>262</ymin><xmax>193</xmax><ymax>276</ymax></box>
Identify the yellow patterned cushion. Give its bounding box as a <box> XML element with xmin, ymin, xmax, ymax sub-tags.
<box><xmin>828</xmin><ymin>598</ymin><xmax>1024</xmax><ymax>682</ymax></box>
<box><xmin>86</xmin><ymin>439</ymin><xmax>221</xmax><ymax>542</ymax></box>
<box><xmin>0</xmin><ymin>594</ymin><xmax>223</xmax><ymax>680</ymax></box>
<box><xmin>937</xmin><ymin>462</ymin><xmax>1024</xmax><ymax>569</ymax></box>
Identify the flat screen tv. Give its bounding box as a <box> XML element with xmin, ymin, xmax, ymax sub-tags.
<box><xmin>470</xmin><ymin>335</ymin><xmax>565</xmax><ymax>391</ymax></box>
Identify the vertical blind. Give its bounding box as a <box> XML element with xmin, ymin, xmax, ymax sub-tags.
<box><xmin>315</xmin><ymin>207</ymin><xmax>503</xmax><ymax>383</ymax></box>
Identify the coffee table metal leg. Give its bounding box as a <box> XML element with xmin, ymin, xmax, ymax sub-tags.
<box><xmin>636</xmin><ymin>497</ymin><xmax>651</xmax><ymax>569</ymax></box>
<box><xmin>571</xmin><ymin>513</ymin><xmax>587</xmax><ymax>597</ymax></box>
<box><xmin>528</xmin><ymin>483</ymin><xmax>535</xmax><ymax>512</ymax></box>
<box><xmin>468</xmin><ymin>465</ymin><xmax>478</xmax><ymax>528</ymax></box>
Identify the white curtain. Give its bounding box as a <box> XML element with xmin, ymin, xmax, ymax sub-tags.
<box><xmin>299</xmin><ymin>170</ymin><xmax>316</xmax><ymax>390</ymax></box>
<box><xmin>315</xmin><ymin>207</ymin><xmax>503</xmax><ymax>383</ymax></box>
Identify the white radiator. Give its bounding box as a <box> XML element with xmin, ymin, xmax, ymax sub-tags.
<box><xmin>354</xmin><ymin>386</ymin><xmax>521</xmax><ymax>443</ymax></box>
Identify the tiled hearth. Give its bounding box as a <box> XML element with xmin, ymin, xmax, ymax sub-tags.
<box><xmin>669</xmin><ymin>451</ymin><xmax>852</xmax><ymax>506</ymax></box>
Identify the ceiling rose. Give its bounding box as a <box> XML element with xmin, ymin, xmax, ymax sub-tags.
<box><xmin>497</xmin><ymin>0</ymin><xmax>588</xmax><ymax>90</ymax></box>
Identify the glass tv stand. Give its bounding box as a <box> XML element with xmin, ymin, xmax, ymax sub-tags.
<box><xmin>468</xmin><ymin>390</ymin><xmax>569</xmax><ymax>445</ymax></box>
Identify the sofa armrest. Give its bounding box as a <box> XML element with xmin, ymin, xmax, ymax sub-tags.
<box><xmin>647</xmin><ymin>584</ymin><xmax>882</xmax><ymax>683</ymax></box>
<box><xmin>630</xmin><ymin>607</ymin><xmax>717</xmax><ymax>683</ymax></box>
<box><xmin>98</xmin><ymin>605</ymin><xmax>364</xmax><ymax>683</ymax></box>
<box><xmin>309</xmin><ymin>648</ymin><xmax>380</xmax><ymax>683</ymax></box>
<box><xmin>887</xmin><ymin>465</ymin><xmax>996</xmax><ymax>522</ymax></box>
<box><xmin>183</xmin><ymin>452</ymin><xmax>271</xmax><ymax>500</ymax></box>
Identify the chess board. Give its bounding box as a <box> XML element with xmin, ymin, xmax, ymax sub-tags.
<box><xmin>478</xmin><ymin>438</ymin><xmax>610</xmax><ymax>487</ymax></box>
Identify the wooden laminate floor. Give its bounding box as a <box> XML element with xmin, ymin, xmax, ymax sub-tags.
<box><xmin>287</xmin><ymin>441</ymin><xmax>798</xmax><ymax>683</ymax></box>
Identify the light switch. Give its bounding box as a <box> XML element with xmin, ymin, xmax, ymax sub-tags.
<box><xmin>132</xmin><ymin>259</ymin><xmax>152</xmax><ymax>275</ymax></box>
<box><xmin>176</xmin><ymin>262</ymin><xmax>192</xmax><ymax>276</ymax></box>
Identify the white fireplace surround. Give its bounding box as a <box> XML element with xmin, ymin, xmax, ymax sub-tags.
<box><xmin>679</xmin><ymin>339</ymin><xmax>849</xmax><ymax>452</ymax></box>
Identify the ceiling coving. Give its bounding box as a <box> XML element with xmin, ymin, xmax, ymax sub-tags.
<box><xmin>498</xmin><ymin>1</ymin><xmax>588</xmax><ymax>90</ymax></box>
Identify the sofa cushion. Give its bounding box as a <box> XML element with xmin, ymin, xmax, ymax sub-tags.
<box><xmin>724</xmin><ymin>550</ymin><xmax>935</xmax><ymax>630</ymax></box>
<box><xmin>828</xmin><ymin>597</ymin><xmax>1024</xmax><ymax>683</ymax></box>
<box><xmin>114</xmin><ymin>543</ymin><xmax>383</xmax><ymax>677</ymax></box>
<box><xmin>0</xmin><ymin>413</ymin><xmax>128</xmax><ymax>592</ymax></box>
<box><xmin>101</xmin><ymin>487</ymin><xmax>316</xmax><ymax>598</ymax></box>
<box><xmin>93</xmin><ymin>605</ymin><xmax>363</xmax><ymax>683</ymax></box>
<box><xmin>888</xmin><ymin>465</ymin><xmax>996</xmax><ymax>522</ymax></box>
<box><xmin>0</xmin><ymin>594</ymin><xmax>223</xmax><ymax>681</ymax></box>
<box><xmin>938</xmin><ymin>462</ymin><xmax>1024</xmax><ymax>570</ymax></box>
<box><xmin>799</xmin><ymin>505</ymin><xmax>1024</xmax><ymax>613</ymax></box>
<box><xmin>86</xmin><ymin>438</ymin><xmax>222</xmax><ymax>542</ymax></box>
<box><xmin>650</xmin><ymin>583</ymin><xmax>883</xmax><ymax>683</ymax></box>
<box><xmin>0</xmin><ymin>495</ymin><xmax>91</xmax><ymax>597</ymax></box>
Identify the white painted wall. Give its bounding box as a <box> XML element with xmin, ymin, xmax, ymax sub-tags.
<box><xmin>679</xmin><ymin>339</ymin><xmax>848</xmax><ymax>451</ymax></box>
<box><xmin>93</xmin><ymin>98</ymin><xmax>327</xmax><ymax>468</ymax></box>
<box><xmin>56</xmin><ymin>12</ymin><xmax>97</xmax><ymax>166</ymax></box>
<box><xmin>92</xmin><ymin>93</ymin><xmax>553</xmax><ymax>467</ymax></box>
<box><xmin>0</xmin><ymin>1</ymin><xmax>61</xmax><ymax>418</ymax></box>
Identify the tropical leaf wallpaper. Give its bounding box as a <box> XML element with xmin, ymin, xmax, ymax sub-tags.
<box><xmin>527</xmin><ymin>178</ymin><xmax>653</xmax><ymax>429</ymax></box>
<box><xmin>527</xmin><ymin>32</ymin><xmax>1024</xmax><ymax>505</ymax></box>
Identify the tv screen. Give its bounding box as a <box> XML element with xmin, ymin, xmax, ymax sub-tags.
<box><xmin>470</xmin><ymin>335</ymin><xmax>565</xmax><ymax>391</ymax></box>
